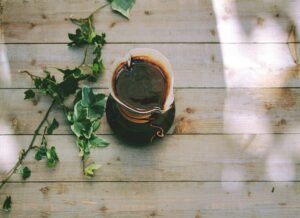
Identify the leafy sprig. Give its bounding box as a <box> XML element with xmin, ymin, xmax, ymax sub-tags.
<box><xmin>34</xmin><ymin>128</ymin><xmax>59</xmax><ymax>168</ymax></box>
<box><xmin>22</xmin><ymin>67</ymin><xmax>88</xmax><ymax>102</ymax></box>
<box><xmin>0</xmin><ymin>99</ymin><xmax>56</xmax><ymax>192</ymax></box>
<box><xmin>68</xmin><ymin>87</ymin><xmax>109</xmax><ymax>157</ymax></box>
<box><xmin>1</xmin><ymin>0</ymin><xmax>136</xmax><ymax>211</ymax></box>
<box><xmin>68</xmin><ymin>16</ymin><xmax>106</xmax><ymax>81</ymax></box>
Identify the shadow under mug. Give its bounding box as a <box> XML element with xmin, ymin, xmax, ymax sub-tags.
<box><xmin>106</xmin><ymin>48</ymin><xmax>176</xmax><ymax>144</ymax></box>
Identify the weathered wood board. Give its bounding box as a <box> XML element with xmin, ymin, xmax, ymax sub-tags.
<box><xmin>0</xmin><ymin>182</ymin><xmax>299</xmax><ymax>218</ymax></box>
<box><xmin>2</xmin><ymin>0</ymin><xmax>300</xmax><ymax>43</ymax></box>
<box><xmin>2</xmin><ymin>0</ymin><xmax>300</xmax><ymax>217</ymax></box>
<box><xmin>1</xmin><ymin>134</ymin><xmax>300</xmax><ymax>182</ymax></box>
<box><xmin>1</xmin><ymin>43</ymin><xmax>300</xmax><ymax>88</ymax></box>
<box><xmin>0</xmin><ymin>89</ymin><xmax>300</xmax><ymax>134</ymax></box>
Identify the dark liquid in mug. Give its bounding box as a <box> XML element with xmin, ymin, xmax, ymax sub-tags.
<box><xmin>114</xmin><ymin>59</ymin><xmax>166</xmax><ymax>110</ymax></box>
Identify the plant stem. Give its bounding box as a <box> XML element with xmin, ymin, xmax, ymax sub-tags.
<box><xmin>88</xmin><ymin>3</ymin><xmax>110</xmax><ymax>19</ymax></box>
<box><xmin>82</xmin><ymin>156</ymin><xmax>86</xmax><ymax>175</ymax></box>
<box><xmin>20</xmin><ymin>70</ymin><xmax>57</xmax><ymax>86</ymax></box>
<box><xmin>0</xmin><ymin>100</ymin><xmax>56</xmax><ymax>189</ymax></box>
<box><xmin>79</xmin><ymin>45</ymin><xmax>90</xmax><ymax>67</ymax></box>
<box><xmin>20</xmin><ymin>70</ymin><xmax>35</xmax><ymax>80</ymax></box>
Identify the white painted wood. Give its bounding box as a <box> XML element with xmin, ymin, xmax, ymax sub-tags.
<box><xmin>0</xmin><ymin>182</ymin><xmax>299</xmax><ymax>217</ymax></box>
<box><xmin>2</xmin><ymin>0</ymin><xmax>300</xmax><ymax>43</ymax></box>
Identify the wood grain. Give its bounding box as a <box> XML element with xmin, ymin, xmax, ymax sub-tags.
<box><xmin>0</xmin><ymin>182</ymin><xmax>299</xmax><ymax>217</ymax></box>
<box><xmin>2</xmin><ymin>0</ymin><xmax>300</xmax><ymax>43</ymax></box>
<box><xmin>2</xmin><ymin>1</ymin><xmax>300</xmax><ymax>217</ymax></box>
<box><xmin>1</xmin><ymin>43</ymin><xmax>300</xmax><ymax>88</ymax></box>
<box><xmin>1</xmin><ymin>134</ymin><xmax>300</xmax><ymax>182</ymax></box>
<box><xmin>1</xmin><ymin>43</ymin><xmax>225</xmax><ymax>88</ymax></box>
<box><xmin>1</xmin><ymin>88</ymin><xmax>300</xmax><ymax>134</ymax></box>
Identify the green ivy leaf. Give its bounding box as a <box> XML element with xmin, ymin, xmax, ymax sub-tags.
<box><xmin>81</xmin><ymin>86</ymin><xmax>95</xmax><ymax>107</ymax></box>
<box><xmin>24</xmin><ymin>89</ymin><xmax>35</xmax><ymax>100</ymax></box>
<box><xmin>92</xmin><ymin>120</ymin><xmax>100</xmax><ymax>131</ymax></box>
<box><xmin>2</xmin><ymin>196</ymin><xmax>12</xmax><ymax>212</ymax></box>
<box><xmin>73</xmin><ymin>101</ymin><xmax>87</xmax><ymax>122</ymax></box>
<box><xmin>68</xmin><ymin>17</ymin><xmax>96</xmax><ymax>46</ymax></box>
<box><xmin>47</xmin><ymin>118</ymin><xmax>59</xmax><ymax>135</ymax></box>
<box><xmin>91</xmin><ymin>59</ymin><xmax>104</xmax><ymax>77</ymax></box>
<box><xmin>76</xmin><ymin>87</ymin><xmax>107</xmax><ymax>121</ymax></box>
<box><xmin>71</xmin><ymin>122</ymin><xmax>83</xmax><ymax>137</ymax></box>
<box><xmin>76</xmin><ymin>138</ymin><xmax>90</xmax><ymax>156</ymax></box>
<box><xmin>35</xmin><ymin>146</ymin><xmax>47</xmax><ymax>161</ymax></box>
<box><xmin>17</xmin><ymin>166</ymin><xmax>31</xmax><ymax>180</ymax></box>
<box><xmin>110</xmin><ymin>0</ymin><xmax>136</xmax><ymax>18</ymax></box>
<box><xmin>71</xmin><ymin>121</ymin><xmax>91</xmax><ymax>138</ymax></box>
<box><xmin>89</xmin><ymin>134</ymin><xmax>109</xmax><ymax>147</ymax></box>
<box><xmin>84</xmin><ymin>163</ymin><xmax>101</xmax><ymax>178</ymax></box>
<box><xmin>88</xmin><ymin>93</ymin><xmax>106</xmax><ymax>121</ymax></box>
<box><xmin>32</xmin><ymin>71</ymin><xmax>59</xmax><ymax>100</ymax></box>
<box><xmin>92</xmin><ymin>33</ymin><xmax>106</xmax><ymax>46</ymax></box>
<box><xmin>67</xmin><ymin>112</ymin><xmax>74</xmax><ymax>123</ymax></box>
<box><xmin>57</xmin><ymin>68</ymin><xmax>84</xmax><ymax>80</ymax></box>
<box><xmin>57</xmin><ymin>75</ymin><xmax>80</xmax><ymax>97</ymax></box>
<box><xmin>46</xmin><ymin>147</ymin><xmax>59</xmax><ymax>168</ymax></box>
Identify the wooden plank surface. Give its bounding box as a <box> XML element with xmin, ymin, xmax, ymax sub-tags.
<box><xmin>1</xmin><ymin>44</ymin><xmax>226</xmax><ymax>88</ymax></box>
<box><xmin>2</xmin><ymin>0</ymin><xmax>300</xmax><ymax>217</ymax></box>
<box><xmin>1</xmin><ymin>43</ymin><xmax>300</xmax><ymax>88</ymax></box>
<box><xmin>0</xmin><ymin>182</ymin><xmax>299</xmax><ymax>218</ymax></box>
<box><xmin>1</xmin><ymin>88</ymin><xmax>300</xmax><ymax>134</ymax></box>
<box><xmin>1</xmin><ymin>134</ymin><xmax>300</xmax><ymax>182</ymax></box>
<box><xmin>2</xmin><ymin>0</ymin><xmax>300</xmax><ymax>43</ymax></box>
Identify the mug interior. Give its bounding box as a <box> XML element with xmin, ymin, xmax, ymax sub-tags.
<box><xmin>110</xmin><ymin>48</ymin><xmax>174</xmax><ymax>117</ymax></box>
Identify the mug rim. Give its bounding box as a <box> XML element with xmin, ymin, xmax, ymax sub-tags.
<box><xmin>109</xmin><ymin>48</ymin><xmax>175</xmax><ymax>115</ymax></box>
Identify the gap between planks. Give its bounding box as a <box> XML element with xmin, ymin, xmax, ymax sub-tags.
<box><xmin>4</xmin><ymin>180</ymin><xmax>300</xmax><ymax>183</ymax></box>
<box><xmin>2</xmin><ymin>133</ymin><xmax>300</xmax><ymax>136</ymax></box>
<box><xmin>2</xmin><ymin>42</ymin><xmax>299</xmax><ymax>45</ymax></box>
<box><xmin>3</xmin><ymin>87</ymin><xmax>300</xmax><ymax>90</ymax></box>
